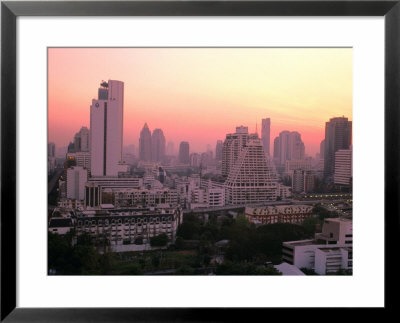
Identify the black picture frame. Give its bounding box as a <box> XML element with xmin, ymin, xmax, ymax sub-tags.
<box><xmin>1</xmin><ymin>0</ymin><xmax>399</xmax><ymax>321</ymax></box>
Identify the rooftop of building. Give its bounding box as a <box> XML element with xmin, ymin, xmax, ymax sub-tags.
<box><xmin>274</xmin><ymin>262</ymin><xmax>306</xmax><ymax>276</ymax></box>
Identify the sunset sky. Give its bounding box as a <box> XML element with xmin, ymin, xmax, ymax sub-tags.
<box><xmin>48</xmin><ymin>48</ymin><xmax>352</xmax><ymax>157</ymax></box>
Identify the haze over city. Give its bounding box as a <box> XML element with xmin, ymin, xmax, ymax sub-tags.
<box><xmin>48</xmin><ymin>48</ymin><xmax>352</xmax><ymax>156</ymax></box>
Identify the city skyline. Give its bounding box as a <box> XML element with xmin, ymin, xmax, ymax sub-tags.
<box><xmin>48</xmin><ymin>48</ymin><xmax>352</xmax><ymax>157</ymax></box>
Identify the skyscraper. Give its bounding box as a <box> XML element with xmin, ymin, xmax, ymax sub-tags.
<box><xmin>224</xmin><ymin>138</ymin><xmax>278</xmax><ymax>204</ymax></box>
<box><xmin>166</xmin><ymin>141</ymin><xmax>175</xmax><ymax>156</ymax></box>
<box><xmin>73</xmin><ymin>126</ymin><xmax>90</xmax><ymax>152</ymax></box>
<box><xmin>151</xmin><ymin>128</ymin><xmax>166</xmax><ymax>162</ymax></box>
<box><xmin>261</xmin><ymin>118</ymin><xmax>271</xmax><ymax>156</ymax></box>
<box><xmin>90</xmin><ymin>80</ymin><xmax>124</xmax><ymax>177</ymax></box>
<box><xmin>324</xmin><ymin>117</ymin><xmax>352</xmax><ymax>179</ymax></box>
<box><xmin>139</xmin><ymin>123</ymin><xmax>152</xmax><ymax>162</ymax></box>
<box><xmin>178</xmin><ymin>141</ymin><xmax>190</xmax><ymax>164</ymax></box>
<box><xmin>222</xmin><ymin>126</ymin><xmax>257</xmax><ymax>177</ymax></box>
<box><xmin>274</xmin><ymin>131</ymin><xmax>305</xmax><ymax>165</ymax></box>
<box><xmin>215</xmin><ymin>140</ymin><xmax>223</xmax><ymax>161</ymax></box>
<box><xmin>334</xmin><ymin>148</ymin><xmax>352</xmax><ymax>186</ymax></box>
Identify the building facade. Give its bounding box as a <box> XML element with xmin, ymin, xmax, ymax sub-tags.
<box><xmin>178</xmin><ymin>141</ymin><xmax>190</xmax><ymax>164</ymax></box>
<box><xmin>245</xmin><ymin>205</ymin><xmax>313</xmax><ymax>225</ymax></box>
<box><xmin>139</xmin><ymin>123</ymin><xmax>152</xmax><ymax>162</ymax></box>
<box><xmin>261</xmin><ymin>118</ymin><xmax>271</xmax><ymax>156</ymax></box>
<box><xmin>324</xmin><ymin>117</ymin><xmax>352</xmax><ymax>179</ymax></box>
<box><xmin>334</xmin><ymin>149</ymin><xmax>352</xmax><ymax>186</ymax></box>
<box><xmin>224</xmin><ymin>139</ymin><xmax>278</xmax><ymax>205</ymax></box>
<box><xmin>151</xmin><ymin>128</ymin><xmax>166</xmax><ymax>162</ymax></box>
<box><xmin>90</xmin><ymin>80</ymin><xmax>124</xmax><ymax>177</ymax></box>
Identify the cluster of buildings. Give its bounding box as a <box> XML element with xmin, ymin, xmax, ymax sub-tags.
<box><xmin>49</xmin><ymin>79</ymin><xmax>352</xmax><ymax>260</ymax></box>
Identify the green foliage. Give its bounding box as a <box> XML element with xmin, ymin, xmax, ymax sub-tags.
<box><xmin>300</xmin><ymin>267</ymin><xmax>318</xmax><ymax>275</ymax></box>
<box><xmin>312</xmin><ymin>204</ymin><xmax>338</xmax><ymax>220</ymax></box>
<box><xmin>216</xmin><ymin>261</ymin><xmax>281</xmax><ymax>275</ymax></box>
<box><xmin>150</xmin><ymin>233</ymin><xmax>169</xmax><ymax>247</ymax></box>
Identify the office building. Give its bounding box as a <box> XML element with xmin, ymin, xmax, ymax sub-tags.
<box><xmin>215</xmin><ymin>140</ymin><xmax>223</xmax><ymax>161</ymax></box>
<box><xmin>66</xmin><ymin>166</ymin><xmax>88</xmax><ymax>201</ymax></box>
<box><xmin>273</xmin><ymin>131</ymin><xmax>305</xmax><ymax>166</ymax></box>
<box><xmin>151</xmin><ymin>128</ymin><xmax>166</xmax><ymax>162</ymax></box>
<box><xmin>178</xmin><ymin>141</ymin><xmax>190</xmax><ymax>164</ymax></box>
<box><xmin>261</xmin><ymin>118</ymin><xmax>271</xmax><ymax>156</ymax></box>
<box><xmin>139</xmin><ymin>123</ymin><xmax>152</xmax><ymax>162</ymax></box>
<box><xmin>74</xmin><ymin>126</ymin><xmax>90</xmax><ymax>152</ymax></box>
<box><xmin>334</xmin><ymin>149</ymin><xmax>352</xmax><ymax>186</ymax></box>
<box><xmin>90</xmin><ymin>80</ymin><xmax>124</xmax><ymax>177</ymax></box>
<box><xmin>324</xmin><ymin>117</ymin><xmax>352</xmax><ymax>179</ymax></box>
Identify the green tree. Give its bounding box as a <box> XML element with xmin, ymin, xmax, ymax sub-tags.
<box><xmin>150</xmin><ymin>233</ymin><xmax>169</xmax><ymax>247</ymax></box>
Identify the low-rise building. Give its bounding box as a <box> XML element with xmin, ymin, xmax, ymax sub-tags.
<box><xmin>75</xmin><ymin>207</ymin><xmax>183</xmax><ymax>252</ymax></box>
<box><xmin>245</xmin><ymin>205</ymin><xmax>313</xmax><ymax>225</ymax></box>
<box><xmin>282</xmin><ymin>218</ymin><xmax>353</xmax><ymax>274</ymax></box>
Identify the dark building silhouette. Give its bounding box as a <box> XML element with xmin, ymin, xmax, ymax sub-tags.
<box><xmin>178</xmin><ymin>141</ymin><xmax>190</xmax><ymax>164</ymax></box>
<box><xmin>324</xmin><ymin>117</ymin><xmax>352</xmax><ymax>179</ymax></box>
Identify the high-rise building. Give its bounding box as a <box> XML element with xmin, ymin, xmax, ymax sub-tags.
<box><xmin>48</xmin><ymin>142</ymin><xmax>55</xmax><ymax>157</ymax></box>
<box><xmin>274</xmin><ymin>131</ymin><xmax>305</xmax><ymax>165</ymax></box>
<box><xmin>292</xmin><ymin>169</ymin><xmax>315</xmax><ymax>194</ymax></box>
<box><xmin>222</xmin><ymin>126</ymin><xmax>257</xmax><ymax>177</ymax></box>
<box><xmin>224</xmin><ymin>138</ymin><xmax>278</xmax><ymax>205</ymax></box>
<box><xmin>151</xmin><ymin>128</ymin><xmax>166</xmax><ymax>162</ymax></box>
<box><xmin>261</xmin><ymin>118</ymin><xmax>271</xmax><ymax>156</ymax></box>
<box><xmin>215</xmin><ymin>140</ymin><xmax>223</xmax><ymax>161</ymax></box>
<box><xmin>90</xmin><ymin>80</ymin><xmax>124</xmax><ymax>177</ymax></box>
<box><xmin>324</xmin><ymin>117</ymin><xmax>352</xmax><ymax>179</ymax></box>
<box><xmin>178</xmin><ymin>142</ymin><xmax>190</xmax><ymax>164</ymax></box>
<box><xmin>139</xmin><ymin>123</ymin><xmax>152</xmax><ymax>162</ymax></box>
<box><xmin>66</xmin><ymin>166</ymin><xmax>88</xmax><ymax>200</ymax></box>
<box><xmin>166</xmin><ymin>141</ymin><xmax>175</xmax><ymax>156</ymax></box>
<box><xmin>190</xmin><ymin>153</ymin><xmax>201</xmax><ymax>167</ymax></box>
<box><xmin>320</xmin><ymin>140</ymin><xmax>325</xmax><ymax>159</ymax></box>
<box><xmin>74</xmin><ymin>126</ymin><xmax>90</xmax><ymax>152</ymax></box>
<box><xmin>334</xmin><ymin>149</ymin><xmax>352</xmax><ymax>186</ymax></box>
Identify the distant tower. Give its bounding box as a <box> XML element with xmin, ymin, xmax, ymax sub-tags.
<box><xmin>215</xmin><ymin>140</ymin><xmax>223</xmax><ymax>161</ymax></box>
<box><xmin>151</xmin><ymin>128</ymin><xmax>166</xmax><ymax>162</ymax></box>
<box><xmin>178</xmin><ymin>141</ymin><xmax>190</xmax><ymax>164</ymax></box>
<box><xmin>166</xmin><ymin>141</ymin><xmax>175</xmax><ymax>156</ymax></box>
<box><xmin>139</xmin><ymin>123</ymin><xmax>152</xmax><ymax>162</ymax></box>
<box><xmin>261</xmin><ymin>118</ymin><xmax>271</xmax><ymax>156</ymax></box>
<box><xmin>275</xmin><ymin>131</ymin><xmax>305</xmax><ymax>165</ymax></box>
<box><xmin>73</xmin><ymin>126</ymin><xmax>90</xmax><ymax>152</ymax></box>
<box><xmin>90</xmin><ymin>80</ymin><xmax>124</xmax><ymax>177</ymax></box>
<box><xmin>324</xmin><ymin>117</ymin><xmax>352</xmax><ymax>179</ymax></box>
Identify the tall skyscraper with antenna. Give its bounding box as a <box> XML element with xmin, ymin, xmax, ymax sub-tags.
<box><xmin>90</xmin><ymin>80</ymin><xmax>124</xmax><ymax>177</ymax></box>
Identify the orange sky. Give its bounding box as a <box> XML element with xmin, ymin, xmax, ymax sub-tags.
<box><xmin>48</xmin><ymin>48</ymin><xmax>352</xmax><ymax>156</ymax></box>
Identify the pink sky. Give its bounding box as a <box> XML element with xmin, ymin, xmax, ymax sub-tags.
<box><xmin>48</xmin><ymin>48</ymin><xmax>352</xmax><ymax>156</ymax></box>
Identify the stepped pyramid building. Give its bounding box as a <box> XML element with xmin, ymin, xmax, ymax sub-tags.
<box><xmin>224</xmin><ymin>138</ymin><xmax>278</xmax><ymax>205</ymax></box>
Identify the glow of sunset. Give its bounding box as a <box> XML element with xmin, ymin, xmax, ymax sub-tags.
<box><xmin>48</xmin><ymin>48</ymin><xmax>352</xmax><ymax>156</ymax></box>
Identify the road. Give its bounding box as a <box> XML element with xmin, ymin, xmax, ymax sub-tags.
<box><xmin>48</xmin><ymin>168</ymin><xmax>64</xmax><ymax>195</ymax></box>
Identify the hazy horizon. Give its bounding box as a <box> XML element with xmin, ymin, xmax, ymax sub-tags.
<box><xmin>48</xmin><ymin>48</ymin><xmax>352</xmax><ymax>157</ymax></box>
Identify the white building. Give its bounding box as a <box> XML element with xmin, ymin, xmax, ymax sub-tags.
<box><xmin>66</xmin><ymin>151</ymin><xmax>91</xmax><ymax>172</ymax></box>
<box><xmin>314</xmin><ymin>247</ymin><xmax>352</xmax><ymax>275</ymax></box>
<box><xmin>224</xmin><ymin>139</ymin><xmax>278</xmax><ymax>205</ymax></box>
<box><xmin>282</xmin><ymin>218</ymin><xmax>352</xmax><ymax>274</ymax></box>
<box><xmin>90</xmin><ymin>80</ymin><xmax>124</xmax><ymax>177</ymax></box>
<box><xmin>315</xmin><ymin>217</ymin><xmax>352</xmax><ymax>245</ymax></box>
<box><xmin>222</xmin><ymin>126</ymin><xmax>258</xmax><ymax>177</ymax></box>
<box><xmin>75</xmin><ymin>207</ymin><xmax>183</xmax><ymax>252</ymax></box>
<box><xmin>334</xmin><ymin>148</ymin><xmax>352</xmax><ymax>186</ymax></box>
<box><xmin>66</xmin><ymin>166</ymin><xmax>88</xmax><ymax>201</ymax></box>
